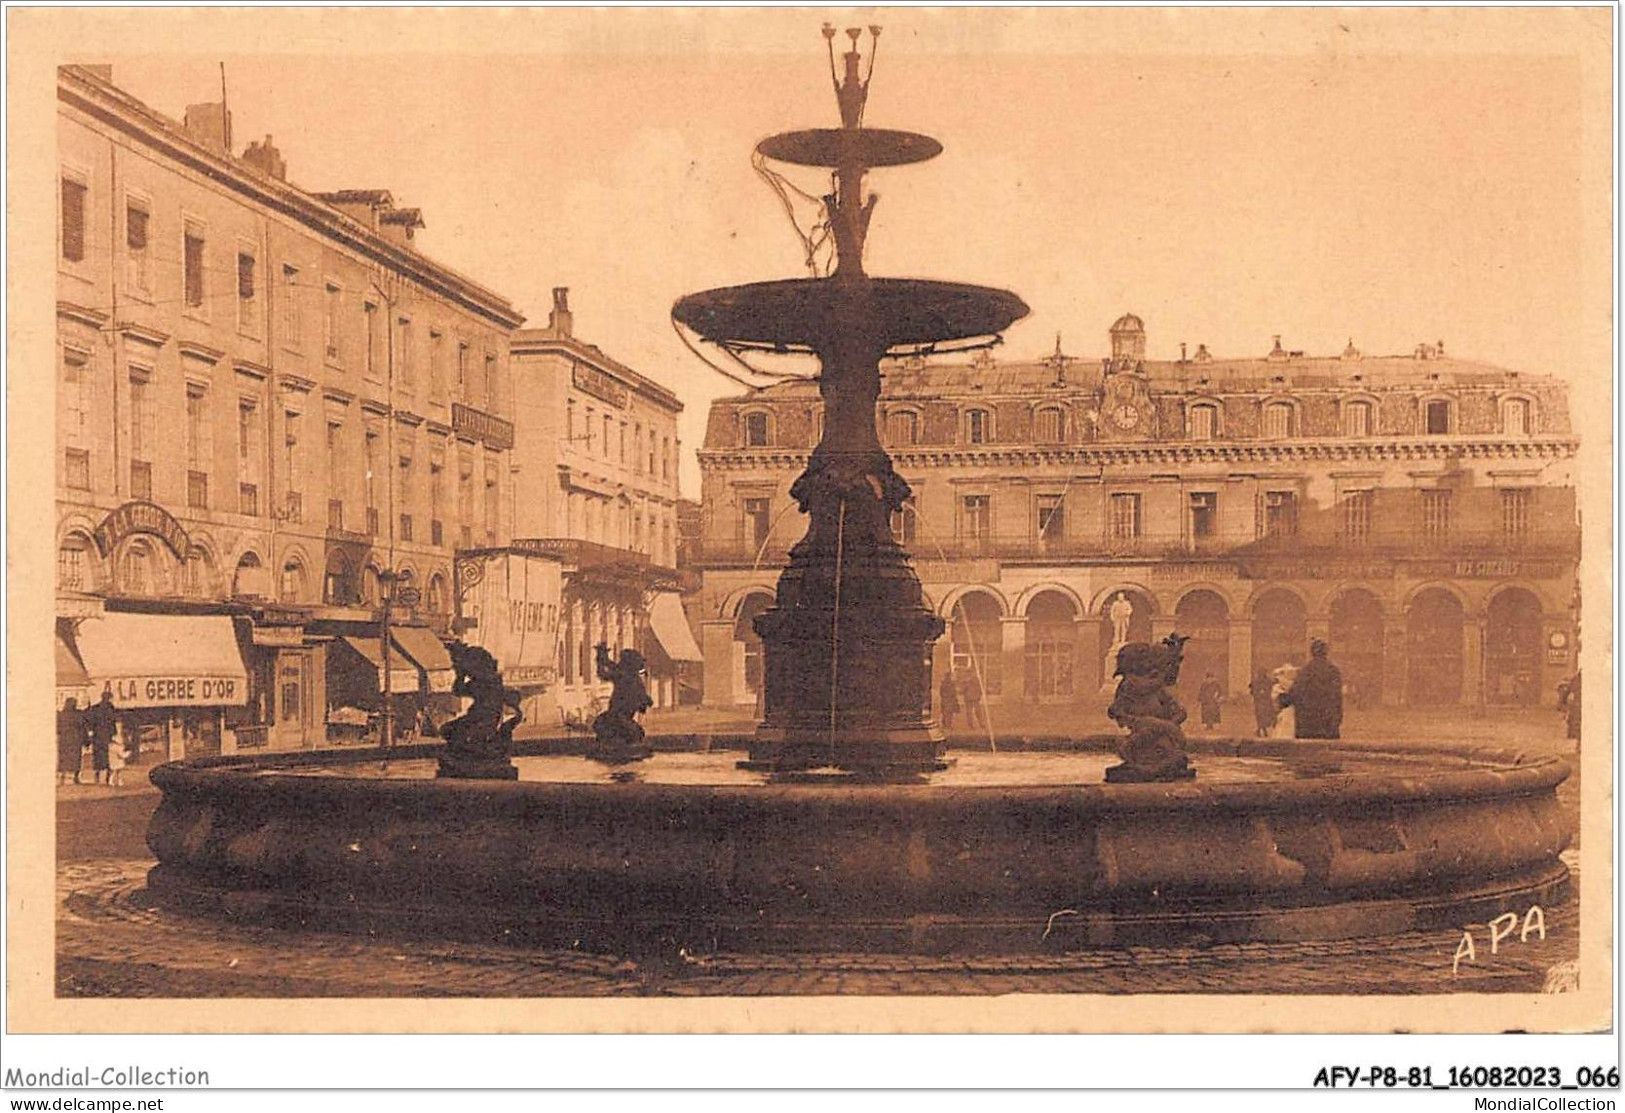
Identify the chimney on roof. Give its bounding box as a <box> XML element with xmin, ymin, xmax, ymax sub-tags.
<box><xmin>1180</xmin><ymin>342</ymin><xmax>1188</xmax><ymax>362</ymax></box>
<box><xmin>1193</xmin><ymin>343</ymin><xmax>1211</xmax><ymax>363</ymax></box>
<box><xmin>182</xmin><ymin>102</ymin><xmax>232</xmax><ymax>155</ymax></box>
<box><xmin>240</xmin><ymin>134</ymin><xmax>287</xmax><ymax>180</ymax></box>
<box><xmin>549</xmin><ymin>287</ymin><xmax>574</xmax><ymax>338</ymax></box>
<box><xmin>378</xmin><ymin>206</ymin><xmax>425</xmax><ymax>248</ymax></box>
<box><xmin>1267</xmin><ymin>334</ymin><xmax>1287</xmax><ymax>361</ymax></box>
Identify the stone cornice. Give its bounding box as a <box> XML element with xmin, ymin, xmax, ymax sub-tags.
<box><xmin>511</xmin><ymin>333</ymin><xmax>683</xmax><ymax>414</ymax></box>
<box><xmin>117</xmin><ymin>322</ymin><xmax>170</xmax><ymax>349</ymax></box>
<box><xmin>696</xmin><ymin>438</ymin><xmax>1578</xmax><ymax>471</ymax></box>
<box><xmin>233</xmin><ymin>359</ymin><xmax>272</xmax><ymax>381</ymax></box>
<box><xmin>57</xmin><ymin>300</ymin><xmax>110</xmax><ymax>329</ymax></box>
<box><xmin>59</xmin><ymin>67</ymin><xmax>525</xmax><ymax>331</ymax></box>
<box><xmin>177</xmin><ymin>339</ymin><xmax>227</xmax><ymax>364</ymax></box>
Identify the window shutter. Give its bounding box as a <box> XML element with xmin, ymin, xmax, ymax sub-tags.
<box><xmin>184</xmin><ymin>233</ymin><xmax>205</xmax><ymax>305</ymax></box>
<box><xmin>127</xmin><ymin>206</ymin><xmax>148</xmax><ymax>251</ymax></box>
<box><xmin>61</xmin><ymin>179</ymin><xmax>86</xmax><ymax>262</ymax></box>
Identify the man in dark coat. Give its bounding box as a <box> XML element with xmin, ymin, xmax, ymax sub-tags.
<box><xmin>85</xmin><ymin>688</ymin><xmax>119</xmax><ymax>785</ymax></box>
<box><xmin>57</xmin><ymin>697</ymin><xmax>86</xmax><ymax>785</ymax></box>
<box><xmin>938</xmin><ymin>671</ymin><xmax>960</xmax><ymax>731</ymax></box>
<box><xmin>1248</xmin><ymin>669</ymin><xmax>1277</xmax><ymax>737</ymax></box>
<box><xmin>1197</xmin><ymin>673</ymin><xmax>1224</xmax><ymax>732</ymax></box>
<box><xmin>1279</xmin><ymin>640</ymin><xmax>1344</xmax><ymax>739</ymax></box>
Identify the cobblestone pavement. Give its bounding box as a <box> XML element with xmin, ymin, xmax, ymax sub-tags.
<box><xmin>57</xmin><ymin>854</ymin><xmax>1581</xmax><ymax>998</ymax></box>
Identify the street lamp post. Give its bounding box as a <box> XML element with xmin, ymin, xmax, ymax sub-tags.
<box><xmin>378</xmin><ymin>567</ymin><xmax>419</xmax><ymax>750</ymax></box>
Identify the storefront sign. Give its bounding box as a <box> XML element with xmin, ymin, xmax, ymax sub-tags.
<box><xmin>461</xmin><ymin>552</ymin><xmax>563</xmax><ymax>690</ymax></box>
<box><xmin>252</xmin><ymin>626</ymin><xmax>306</xmax><ymax>647</ymax></box>
<box><xmin>451</xmin><ymin>402</ymin><xmax>515</xmax><ymax>450</ymax></box>
<box><xmin>1239</xmin><ymin>561</ymin><xmax>1393</xmax><ymax>581</ymax></box>
<box><xmin>1406</xmin><ymin>559</ymin><xmax>1567</xmax><ymax>580</ymax></box>
<box><xmin>504</xmin><ymin>665</ymin><xmax>558</xmax><ymax>687</ymax></box>
<box><xmin>92</xmin><ymin>501</ymin><xmax>190</xmax><ymax>558</ymax></box>
<box><xmin>108</xmin><ymin>674</ymin><xmax>242</xmax><ymax>707</ymax></box>
<box><xmin>58</xmin><ymin>596</ymin><xmax>105</xmax><ymax>618</ymax></box>
<box><xmin>572</xmin><ymin>362</ymin><xmax>629</xmax><ymax>408</ymax></box>
<box><xmin>1153</xmin><ymin>562</ymin><xmax>1234</xmax><ymax>580</ymax></box>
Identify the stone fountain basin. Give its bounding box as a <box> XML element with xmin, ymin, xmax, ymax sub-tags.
<box><xmin>145</xmin><ymin>737</ymin><xmax>1571</xmax><ymax>953</ymax></box>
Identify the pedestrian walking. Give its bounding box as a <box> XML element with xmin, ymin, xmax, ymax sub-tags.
<box><xmin>1563</xmin><ymin>671</ymin><xmax>1581</xmax><ymax>742</ymax></box>
<box><xmin>85</xmin><ymin>687</ymin><xmax>118</xmax><ymax>786</ymax></box>
<box><xmin>1279</xmin><ymin>639</ymin><xmax>1344</xmax><ymax>740</ymax></box>
<box><xmin>57</xmin><ymin>696</ymin><xmax>86</xmax><ymax>785</ymax></box>
<box><xmin>1248</xmin><ymin>669</ymin><xmax>1277</xmax><ymax>738</ymax></box>
<box><xmin>106</xmin><ymin>736</ymin><xmax>127</xmax><ymax>787</ymax></box>
<box><xmin>1197</xmin><ymin>672</ymin><xmax>1224</xmax><ymax>732</ymax></box>
<box><xmin>938</xmin><ymin>671</ymin><xmax>960</xmax><ymax>731</ymax></box>
<box><xmin>1269</xmin><ymin>665</ymin><xmax>1298</xmax><ymax>739</ymax></box>
<box><xmin>960</xmin><ymin>669</ymin><xmax>985</xmax><ymax>730</ymax></box>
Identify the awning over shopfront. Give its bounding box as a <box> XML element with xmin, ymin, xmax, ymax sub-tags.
<box><xmin>390</xmin><ymin>627</ymin><xmax>456</xmax><ymax>693</ymax></box>
<box><xmin>56</xmin><ymin>626</ymin><xmax>91</xmax><ymax>703</ymax></box>
<box><xmin>73</xmin><ymin>612</ymin><xmax>250</xmax><ymax>708</ymax></box>
<box><xmin>647</xmin><ymin>592</ymin><xmax>703</xmax><ymax>663</ymax></box>
<box><xmin>335</xmin><ymin>636</ymin><xmax>421</xmax><ymax>694</ymax></box>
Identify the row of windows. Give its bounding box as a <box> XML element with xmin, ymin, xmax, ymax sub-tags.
<box><xmin>62</xmin><ymin>355</ymin><xmax>501</xmax><ymax>546</ymax></box>
<box><xmin>60</xmin><ymin>171</ymin><xmax>503</xmax><ymax>408</ymax></box>
<box><xmin>565</xmin><ymin>399</ymin><xmax>676</xmax><ymax>481</ymax></box>
<box><xmin>738</xmin><ymin>488</ymin><xmax>1538</xmax><ymax>551</ymax></box>
<box><xmin>59</xmin><ymin>533</ymin><xmax>455</xmax><ymax>612</ymax></box>
<box><xmin>564</xmin><ymin>490</ymin><xmax>677</xmax><ymax>565</ymax></box>
<box><xmin>735</xmin><ymin>395</ymin><xmax>1540</xmax><ymax>448</ymax></box>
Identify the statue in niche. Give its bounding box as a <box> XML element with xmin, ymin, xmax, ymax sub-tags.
<box><xmin>589</xmin><ymin>644</ymin><xmax>654</xmax><ymax>764</ymax></box>
<box><xmin>1108</xmin><ymin>592</ymin><xmax>1134</xmax><ymax>645</ymax></box>
<box><xmin>1104</xmin><ymin>633</ymin><xmax>1196</xmax><ymax>783</ymax></box>
<box><xmin>437</xmin><ymin>642</ymin><xmax>522</xmax><ymax>780</ymax></box>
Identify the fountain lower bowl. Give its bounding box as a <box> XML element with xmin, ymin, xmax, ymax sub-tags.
<box><xmin>145</xmin><ymin>737</ymin><xmax>1571</xmax><ymax>953</ymax></box>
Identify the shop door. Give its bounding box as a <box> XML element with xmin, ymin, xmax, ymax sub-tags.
<box><xmin>277</xmin><ymin>651</ymin><xmax>318</xmax><ymax>748</ymax></box>
<box><xmin>1407</xmin><ymin>590</ymin><xmax>1464</xmax><ymax>705</ymax></box>
<box><xmin>1486</xmin><ymin>589</ymin><xmax>1542</xmax><ymax>706</ymax></box>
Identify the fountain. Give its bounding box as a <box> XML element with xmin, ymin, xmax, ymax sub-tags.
<box><xmin>674</xmin><ymin>24</ymin><xmax>1028</xmax><ymax>774</ymax></box>
<box><xmin>142</xmin><ymin>29</ymin><xmax>1572</xmax><ymax>956</ymax></box>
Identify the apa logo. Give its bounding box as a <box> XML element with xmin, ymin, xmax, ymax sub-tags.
<box><xmin>1452</xmin><ymin>907</ymin><xmax>1546</xmax><ymax>975</ymax></box>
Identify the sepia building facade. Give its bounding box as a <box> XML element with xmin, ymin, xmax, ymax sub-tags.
<box><xmin>55</xmin><ymin>65</ymin><xmax>525</xmax><ymax>754</ymax></box>
<box><xmin>693</xmin><ymin>315</ymin><xmax>1580</xmax><ymax>716</ymax></box>
<box><xmin>508</xmin><ymin>290</ymin><xmax>697</xmax><ymax>723</ymax></box>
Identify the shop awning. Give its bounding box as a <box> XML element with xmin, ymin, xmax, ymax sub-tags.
<box><xmin>74</xmin><ymin>612</ymin><xmax>249</xmax><ymax>708</ymax></box>
<box><xmin>56</xmin><ymin>627</ymin><xmax>91</xmax><ymax>701</ymax></box>
<box><xmin>647</xmin><ymin>592</ymin><xmax>703</xmax><ymax>663</ymax></box>
<box><xmin>338</xmin><ymin>636</ymin><xmax>421</xmax><ymax>694</ymax></box>
<box><xmin>390</xmin><ymin>627</ymin><xmax>456</xmax><ymax>694</ymax></box>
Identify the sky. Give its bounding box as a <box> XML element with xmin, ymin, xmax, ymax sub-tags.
<box><xmin>88</xmin><ymin>8</ymin><xmax>1602</xmax><ymax>496</ymax></box>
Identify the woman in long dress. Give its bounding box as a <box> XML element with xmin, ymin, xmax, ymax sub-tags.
<box><xmin>1270</xmin><ymin>664</ymin><xmax>1297</xmax><ymax>739</ymax></box>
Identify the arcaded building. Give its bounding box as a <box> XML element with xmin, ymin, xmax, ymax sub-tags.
<box><xmin>692</xmin><ymin>314</ymin><xmax>1579</xmax><ymax>715</ymax></box>
<box><xmin>55</xmin><ymin>65</ymin><xmax>525</xmax><ymax>753</ymax></box>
